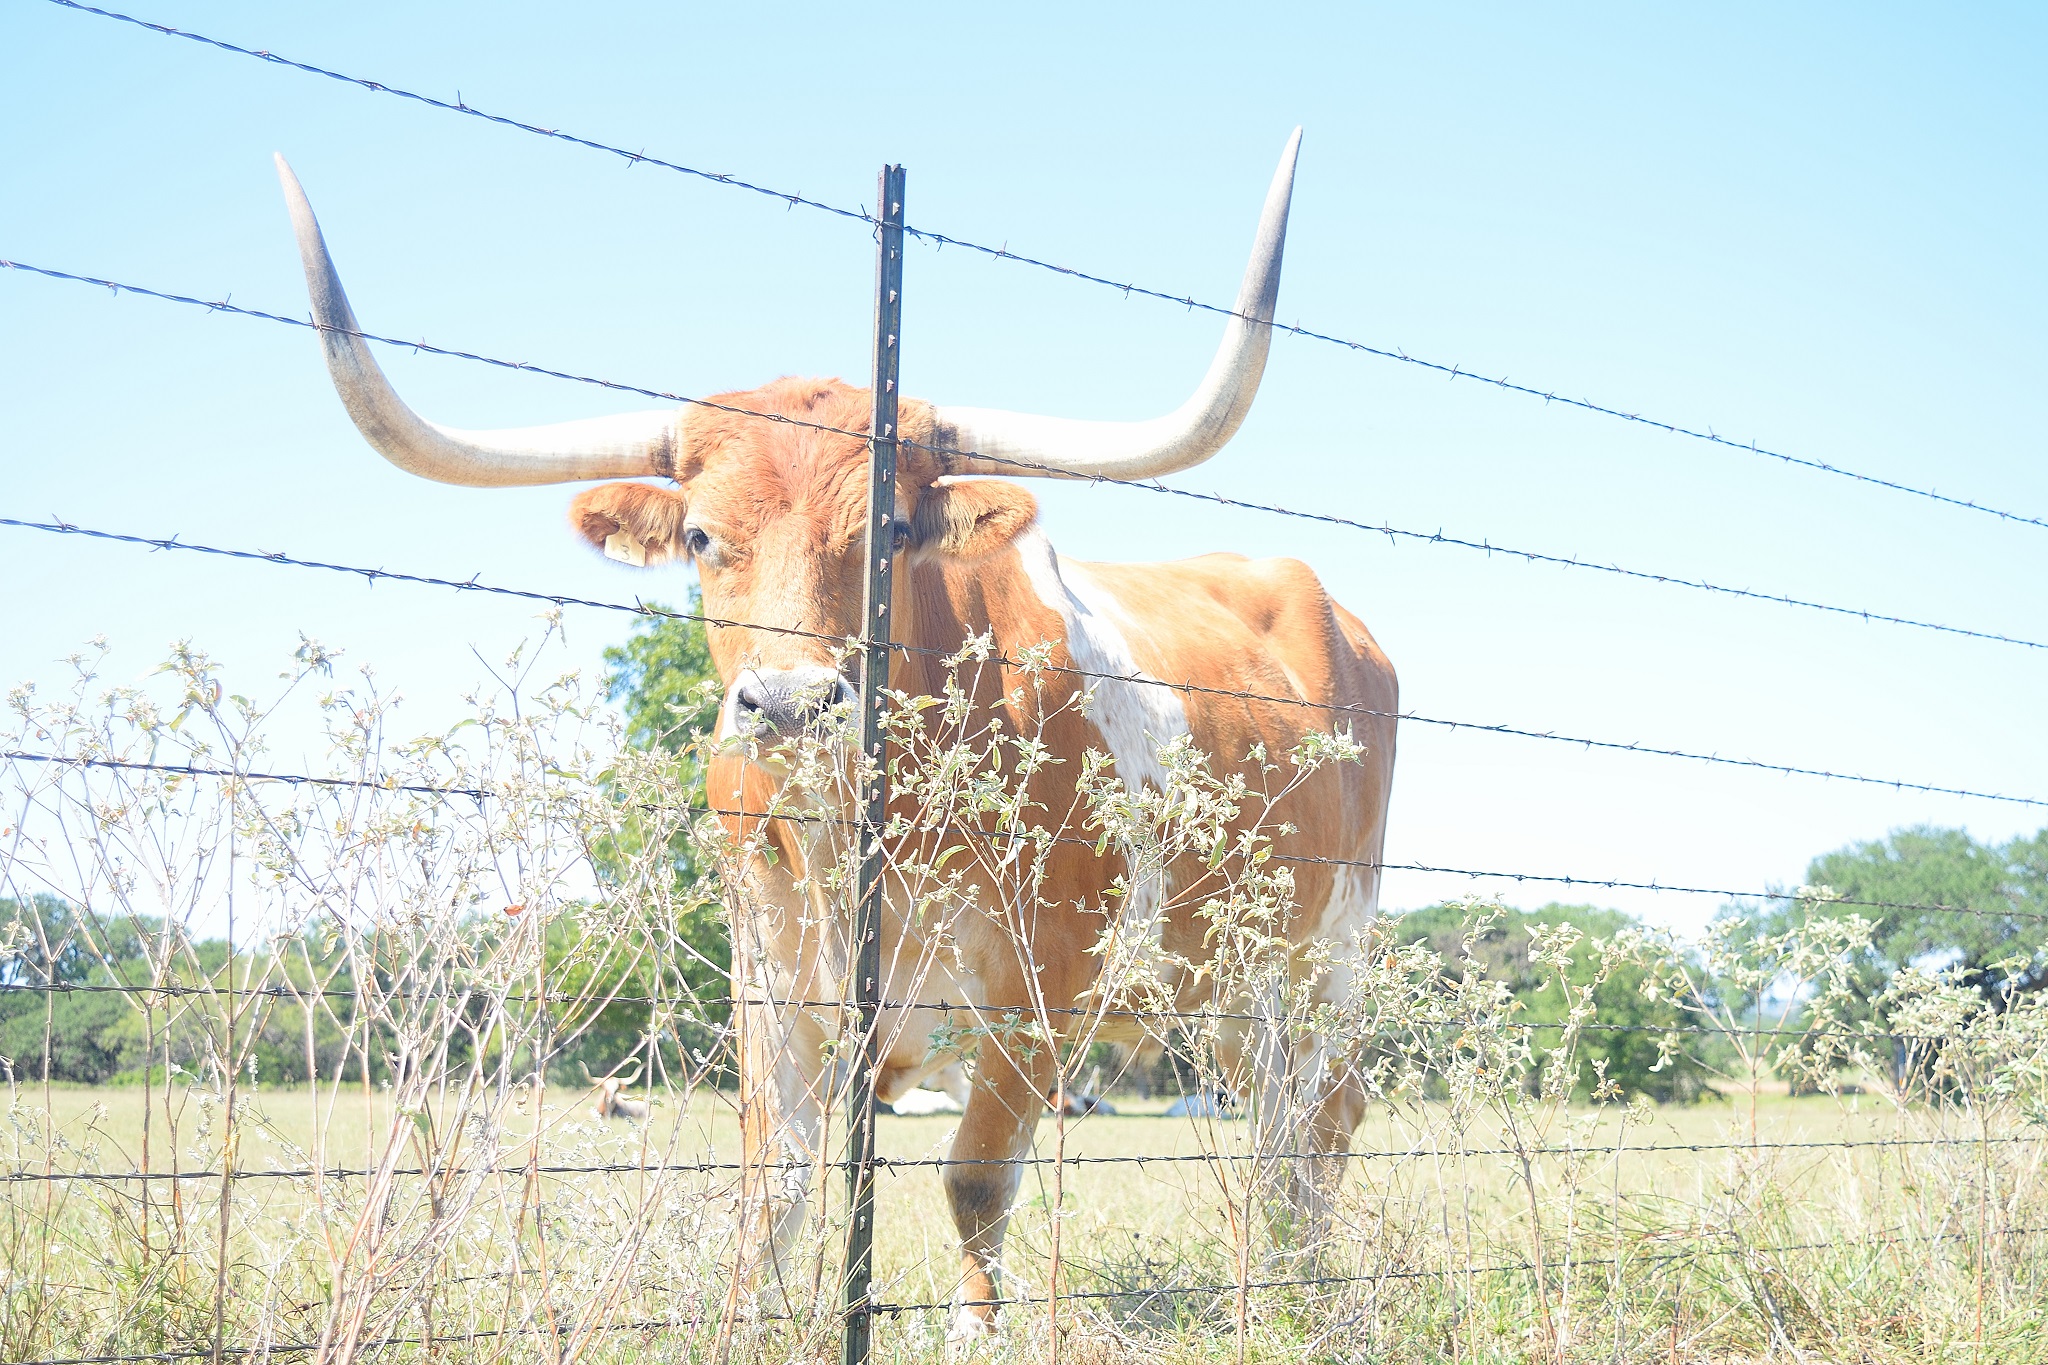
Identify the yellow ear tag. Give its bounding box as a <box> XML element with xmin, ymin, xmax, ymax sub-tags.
<box><xmin>603</xmin><ymin>530</ymin><xmax>648</xmax><ymax>567</ymax></box>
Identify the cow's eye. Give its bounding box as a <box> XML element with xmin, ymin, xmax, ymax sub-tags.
<box><xmin>890</xmin><ymin>520</ymin><xmax>912</xmax><ymax>553</ymax></box>
<box><xmin>683</xmin><ymin>526</ymin><xmax>712</xmax><ymax>559</ymax></box>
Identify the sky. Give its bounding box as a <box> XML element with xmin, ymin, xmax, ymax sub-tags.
<box><xmin>2</xmin><ymin>1</ymin><xmax>2044</xmax><ymax>935</ymax></box>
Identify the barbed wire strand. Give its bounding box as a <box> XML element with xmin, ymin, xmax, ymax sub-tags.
<box><xmin>4</xmin><ymin>255</ymin><xmax>2046</xmax><ymax>660</ymax></box>
<box><xmin>868</xmin><ymin>1220</ymin><xmax>2048</xmax><ymax>1315</ymax></box>
<box><xmin>13</xmin><ymin>1211</ymin><xmax>2035</xmax><ymax>1365</ymax></box>
<box><xmin>14</xmin><ymin>1217</ymin><xmax>2039</xmax><ymax>1363</ymax></box>
<box><xmin>5</xmin><ymin>1133</ymin><xmax>2036</xmax><ymax>1186</ymax></box>
<box><xmin>3</xmin><ymin>510</ymin><xmax>2043</xmax><ymax>813</ymax></box>
<box><xmin>17</xmin><ymin>1304</ymin><xmax>792</xmax><ymax>1365</ymax></box>
<box><xmin>42</xmin><ymin>0</ymin><xmax>2048</xmax><ymax>537</ymax></box>
<box><xmin>40</xmin><ymin>1</ymin><xmax>872</xmax><ymax>228</ymax></box>
<box><xmin>902</xmin><ymin>439</ymin><xmax>2048</xmax><ymax>653</ymax></box>
<box><xmin>0</xmin><ymin>973</ymin><xmax>2021</xmax><ymax>1045</ymax></box>
<box><xmin>10</xmin><ymin>746</ymin><xmax>2048</xmax><ymax>924</ymax></box>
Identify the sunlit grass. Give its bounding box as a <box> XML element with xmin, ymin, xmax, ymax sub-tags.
<box><xmin>8</xmin><ymin>1081</ymin><xmax>2040</xmax><ymax>1363</ymax></box>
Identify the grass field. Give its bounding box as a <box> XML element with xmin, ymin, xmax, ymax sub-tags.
<box><xmin>4</xmin><ymin>1079</ymin><xmax>2041</xmax><ymax>1363</ymax></box>
<box><xmin>7</xmin><ymin>615</ymin><xmax>2041</xmax><ymax>1360</ymax></box>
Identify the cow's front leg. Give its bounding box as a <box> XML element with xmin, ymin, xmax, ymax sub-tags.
<box><xmin>943</xmin><ymin>1038</ymin><xmax>1054</xmax><ymax>1338</ymax></box>
<box><xmin>731</xmin><ymin>993</ymin><xmax>828</xmax><ymax>1316</ymax></box>
<box><xmin>1297</xmin><ymin>1052</ymin><xmax>1365</xmax><ymax>1236</ymax></box>
<box><xmin>1249</xmin><ymin>1017</ymin><xmax>1364</xmax><ymax>1262</ymax></box>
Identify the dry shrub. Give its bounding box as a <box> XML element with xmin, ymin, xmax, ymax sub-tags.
<box><xmin>0</xmin><ymin>629</ymin><xmax>2041</xmax><ymax>1364</ymax></box>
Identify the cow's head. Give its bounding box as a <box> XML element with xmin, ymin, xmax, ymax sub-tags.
<box><xmin>554</xmin><ymin>382</ymin><xmax>1056</xmax><ymax>742</ymax></box>
<box><xmin>273</xmin><ymin>132</ymin><xmax>1300</xmax><ymax>740</ymax></box>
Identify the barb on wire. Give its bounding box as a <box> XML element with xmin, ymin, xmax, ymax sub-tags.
<box><xmin>46</xmin><ymin>0</ymin><xmax>2048</xmax><ymax>538</ymax></box>
<box><xmin>15</xmin><ymin>1307</ymin><xmax>782</xmax><ymax>1365</ymax></box>
<box><xmin>0</xmin><ymin>1158</ymin><xmax>752</xmax><ymax>1184</ymax></box>
<box><xmin>2</xmin><ymin>748</ymin><xmax>485</xmax><ymax>800</ymax></box>
<box><xmin>11</xmin><ymin>1222</ymin><xmax>2041</xmax><ymax>1362</ymax></box>
<box><xmin>874</xmin><ymin>1132</ymin><xmax>2048</xmax><ymax>1172</ymax></box>
<box><xmin>903</xmin><ymin>437</ymin><xmax>2048</xmax><ymax>654</ymax></box>
<box><xmin>0</xmin><ymin>258</ymin><xmax>877</xmax><ymax>460</ymax></box>
<box><xmin>3</xmin><ymin>509</ymin><xmax>2042</xmax><ymax>812</ymax></box>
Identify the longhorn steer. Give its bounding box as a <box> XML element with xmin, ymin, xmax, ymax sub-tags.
<box><xmin>273</xmin><ymin>129</ymin><xmax>1396</xmax><ymax>1337</ymax></box>
<box><xmin>583</xmin><ymin>1062</ymin><xmax>651</xmax><ymax>1123</ymax></box>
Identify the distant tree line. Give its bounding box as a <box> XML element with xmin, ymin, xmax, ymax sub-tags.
<box><xmin>1395</xmin><ymin>901</ymin><xmax>1719</xmax><ymax>1104</ymax></box>
<box><xmin>0</xmin><ymin>895</ymin><xmax>717</xmax><ymax>1088</ymax></box>
<box><xmin>0</xmin><ymin>601</ymin><xmax>725</xmax><ymax>1091</ymax></box>
<box><xmin>1389</xmin><ymin>825</ymin><xmax>2047</xmax><ymax>1103</ymax></box>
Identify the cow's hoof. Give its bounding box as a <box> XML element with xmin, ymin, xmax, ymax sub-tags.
<box><xmin>947</xmin><ymin>1307</ymin><xmax>997</xmax><ymax>1343</ymax></box>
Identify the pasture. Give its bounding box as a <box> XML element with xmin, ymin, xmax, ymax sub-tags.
<box><xmin>3</xmin><ymin>1079</ymin><xmax>2041</xmax><ymax>1363</ymax></box>
<box><xmin>1</xmin><ymin>638</ymin><xmax>2042</xmax><ymax>1364</ymax></box>
<box><xmin>5</xmin><ymin>10</ymin><xmax>2044</xmax><ymax>1361</ymax></box>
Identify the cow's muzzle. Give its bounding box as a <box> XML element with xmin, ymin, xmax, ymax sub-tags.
<box><xmin>726</xmin><ymin>667</ymin><xmax>857</xmax><ymax>740</ymax></box>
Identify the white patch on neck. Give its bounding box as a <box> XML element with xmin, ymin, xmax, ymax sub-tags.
<box><xmin>1010</xmin><ymin>528</ymin><xmax>1190</xmax><ymax>793</ymax></box>
<box><xmin>1310</xmin><ymin>861</ymin><xmax>1382</xmax><ymax>1010</ymax></box>
<box><xmin>1011</xmin><ymin>528</ymin><xmax>1191</xmax><ymax>953</ymax></box>
<box><xmin>1318</xmin><ymin>863</ymin><xmax>1380</xmax><ymax>946</ymax></box>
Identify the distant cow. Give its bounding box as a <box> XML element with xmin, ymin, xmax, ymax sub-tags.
<box><xmin>892</xmin><ymin>1061</ymin><xmax>972</xmax><ymax>1115</ymax></box>
<box><xmin>1163</xmin><ymin>1090</ymin><xmax>1239</xmax><ymax>1119</ymax></box>
<box><xmin>583</xmin><ymin>1062</ymin><xmax>651</xmax><ymax>1123</ymax></box>
<box><xmin>890</xmin><ymin>1087</ymin><xmax>964</xmax><ymax>1116</ymax></box>
<box><xmin>1046</xmin><ymin>1088</ymin><xmax>1116</xmax><ymax>1118</ymax></box>
<box><xmin>275</xmin><ymin>127</ymin><xmax>1395</xmax><ymax>1337</ymax></box>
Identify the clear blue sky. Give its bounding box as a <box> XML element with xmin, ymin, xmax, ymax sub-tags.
<box><xmin>3</xmin><ymin>0</ymin><xmax>2043</xmax><ymax>933</ymax></box>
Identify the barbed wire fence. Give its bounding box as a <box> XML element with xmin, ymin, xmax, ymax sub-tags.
<box><xmin>4</xmin><ymin>13</ymin><xmax>2047</xmax><ymax>1365</ymax></box>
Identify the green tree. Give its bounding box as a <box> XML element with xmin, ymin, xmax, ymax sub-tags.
<box><xmin>1742</xmin><ymin>825</ymin><xmax>2048</xmax><ymax>1028</ymax></box>
<box><xmin>604</xmin><ymin>592</ymin><xmax>723</xmax><ymax>760</ymax></box>
<box><xmin>544</xmin><ymin>591</ymin><xmax>730</xmax><ymax>1084</ymax></box>
<box><xmin>1</xmin><ymin>898</ymin><xmax>382</xmax><ymax>1086</ymax></box>
<box><xmin>1400</xmin><ymin>901</ymin><xmax>1716</xmax><ymax>1103</ymax></box>
<box><xmin>0</xmin><ymin>896</ymin><xmax>153</xmax><ymax>1083</ymax></box>
<box><xmin>602</xmin><ymin>592</ymin><xmax>723</xmax><ymax>880</ymax></box>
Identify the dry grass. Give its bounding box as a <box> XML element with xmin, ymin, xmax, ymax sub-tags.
<box><xmin>6</xmin><ymin>1081</ymin><xmax>2042</xmax><ymax>1363</ymax></box>
<box><xmin>3</xmin><ymin>637</ymin><xmax>2043</xmax><ymax>1363</ymax></box>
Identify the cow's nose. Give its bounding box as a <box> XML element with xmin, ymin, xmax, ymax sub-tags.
<box><xmin>729</xmin><ymin>666</ymin><xmax>856</xmax><ymax>737</ymax></box>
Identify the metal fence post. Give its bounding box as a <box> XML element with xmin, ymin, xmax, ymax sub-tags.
<box><xmin>843</xmin><ymin>161</ymin><xmax>905</xmax><ymax>1365</ymax></box>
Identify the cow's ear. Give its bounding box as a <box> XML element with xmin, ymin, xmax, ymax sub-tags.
<box><xmin>569</xmin><ymin>482</ymin><xmax>690</xmax><ymax>567</ymax></box>
<box><xmin>911</xmin><ymin>480</ymin><xmax>1038</xmax><ymax>562</ymax></box>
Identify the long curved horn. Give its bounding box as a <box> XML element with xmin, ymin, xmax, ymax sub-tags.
<box><xmin>930</xmin><ymin>128</ymin><xmax>1301</xmax><ymax>481</ymax></box>
<box><xmin>276</xmin><ymin>156</ymin><xmax>680</xmax><ymax>487</ymax></box>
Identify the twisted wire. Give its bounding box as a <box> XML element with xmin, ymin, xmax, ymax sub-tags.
<box><xmin>0</xmin><ymin>964</ymin><xmax>2028</xmax><ymax>1045</ymax></box>
<box><xmin>10</xmin><ymin>1220</ymin><xmax>2037</xmax><ymax>1362</ymax></box>
<box><xmin>40</xmin><ymin>0</ymin><xmax>871</xmax><ymax>228</ymax></box>
<box><xmin>17</xmin><ymin>1304</ymin><xmax>788</xmax><ymax>1365</ymax></box>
